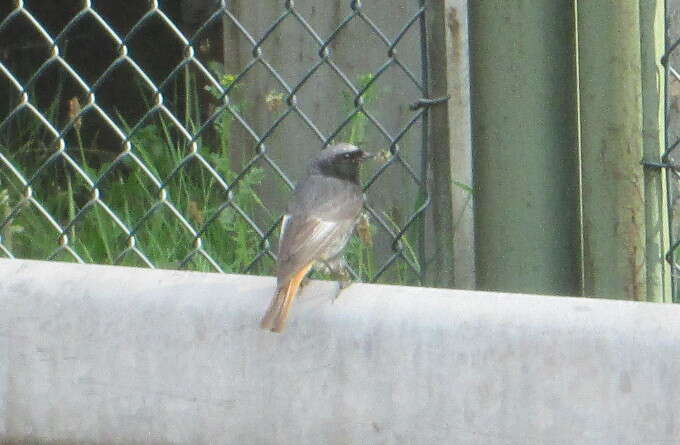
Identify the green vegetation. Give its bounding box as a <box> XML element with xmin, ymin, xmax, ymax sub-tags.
<box><xmin>0</xmin><ymin>69</ymin><xmax>423</xmax><ymax>285</ymax></box>
<box><xmin>340</xmin><ymin>72</ymin><xmax>423</xmax><ymax>285</ymax></box>
<box><xmin>0</xmin><ymin>67</ymin><xmax>271</xmax><ymax>274</ymax></box>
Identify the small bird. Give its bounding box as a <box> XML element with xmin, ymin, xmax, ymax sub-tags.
<box><xmin>260</xmin><ymin>143</ymin><xmax>373</xmax><ymax>333</ymax></box>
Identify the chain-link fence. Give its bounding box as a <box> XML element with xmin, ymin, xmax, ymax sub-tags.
<box><xmin>0</xmin><ymin>0</ymin><xmax>436</xmax><ymax>286</ymax></box>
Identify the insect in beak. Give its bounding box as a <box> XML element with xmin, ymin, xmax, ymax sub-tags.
<box><xmin>358</xmin><ymin>151</ymin><xmax>375</xmax><ymax>161</ymax></box>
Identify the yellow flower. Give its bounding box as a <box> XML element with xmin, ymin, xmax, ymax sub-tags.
<box><xmin>265</xmin><ymin>91</ymin><xmax>285</xmax><ymax>113</ymax></box>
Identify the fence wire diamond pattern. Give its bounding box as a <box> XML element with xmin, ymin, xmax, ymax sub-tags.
<box><xmin>0</xmin><ymin>0</ymin><xmax>431</xmax><ymax>285</ymax></box>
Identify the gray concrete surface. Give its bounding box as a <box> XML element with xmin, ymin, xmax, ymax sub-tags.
<box><xmin>1</xmin><ymin>259</ymin><xmax>680</xmax><ymax>444</ymax></box>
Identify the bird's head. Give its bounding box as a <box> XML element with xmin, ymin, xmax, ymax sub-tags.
<box><xmin>311</xmin><ymin>143</ymin><xmax>374</xmax><ymax>182</ymax></box>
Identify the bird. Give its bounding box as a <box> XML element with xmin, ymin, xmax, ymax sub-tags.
<box><xmin>260</xmin><ymin>143</ymin><xmax>373</xmax><ymax>333</ymax></box>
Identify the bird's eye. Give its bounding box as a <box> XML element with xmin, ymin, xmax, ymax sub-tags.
<box><xmin>343</xmin><ymin>153</ymin><xmax>352</xmax><ymax>160</ymax></box>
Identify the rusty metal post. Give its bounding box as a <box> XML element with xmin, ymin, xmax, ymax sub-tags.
<box><xmin>639</xmin><ymin>0</ymin><xmax>671</xmax><ymax>302</ymax></box>
<box><xmin>425</xmin><ymin>0</ymin><xmax>475</xmax><ymax>289</ymax></box>
<box><xmin>577</xmin><ymin>0</ymin><xmax>649</xmax><ymax>300</ymax></box>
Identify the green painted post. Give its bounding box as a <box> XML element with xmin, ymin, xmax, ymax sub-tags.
<box><xmin>639</xmin><ymin>0</ymin><xmax>672</xmax><ymax>302</ymax></box>
<box><xmin>577</xmin><ymin>1</ymin><xmax>650</xmax><ymax>300</ymax></box>
<box><xmin>469</xmin><ymin>1</ymin><xmax>581</xmax><ymax>295</ymax></box>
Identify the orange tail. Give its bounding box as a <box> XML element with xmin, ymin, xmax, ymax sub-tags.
<box><xmin>260</xmin><ymin>263</ymin><xmax>313</xmax><ymax>333</ymax></box>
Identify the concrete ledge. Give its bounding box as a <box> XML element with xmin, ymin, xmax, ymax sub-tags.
<box><xmin>1</xmin><ymin>259</ymin><xmax>679</xmax><ymax>444</ymax></box>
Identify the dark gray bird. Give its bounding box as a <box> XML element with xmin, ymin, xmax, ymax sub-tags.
<box><xmin>260</xmin><ymin>143</ymin><xmax>373</xmax><ymax>333</ymax></box>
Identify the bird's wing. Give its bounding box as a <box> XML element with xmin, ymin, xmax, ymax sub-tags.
<box><xmin>276</xmin><ymin>173</ymin><xmax>363</xmax><ymax>284</ymax></box>
<box><xmin>276</xmin><ymin>214</ymin><xmax>357</xmax><ymax>284</ymax></box>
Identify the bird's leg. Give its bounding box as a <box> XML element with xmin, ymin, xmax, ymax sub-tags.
<box><xmin>302</xmin><ymin>261</ymin><xmax>330</xmax><ymax>290</ymax></box>
<box><xmin>326</xmin><ymin>258</ymin><xmax>352</xmax><ymax>301</ymax></box>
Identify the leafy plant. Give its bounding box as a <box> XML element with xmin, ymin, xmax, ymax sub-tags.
<box><xmin>337</xmin><ymin>73</ymin><xmax>423</xmax><ymax>286</ymax></box>
<box><xmin>0</xmin><ymin>64</ymin><xmax>272</xmax><ymax>274</ymax></box>
<box><xmin>342</xmin><ymin>72</ymin><xmax>378</xmax><ymax>147</ymax></box>
<box><xmin>1</xmin><ymin>67</ymin><xmax>423</xmax><ymax>286</ymax></box>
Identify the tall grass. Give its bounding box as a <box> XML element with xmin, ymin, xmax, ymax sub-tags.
<box><xmin>0</xmin><ymin>66</ymin><xmax>271</xmax><ymax>274</ymax></box>
<box><xmin>0</xmin><ymin>69</ymin><xmax>423</xmax><ymax>285</ymax></box>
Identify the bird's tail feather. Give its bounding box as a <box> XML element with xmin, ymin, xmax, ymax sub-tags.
<box><xmin>260</xmin><ymin>263</ymin><xmax>312</xmax><ymax>333</ymax></box>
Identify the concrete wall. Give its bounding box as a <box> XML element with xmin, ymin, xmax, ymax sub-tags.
<box><xmin>1</xmin><ymin>258</ymin><xmax>680</xmax><ymax>444</ymax></box>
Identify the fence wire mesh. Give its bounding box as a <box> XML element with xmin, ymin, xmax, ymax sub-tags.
<box><xmin>0</xmin><ymin>0</ymin><xmax>432</xmax><ymax>286</ymax></box>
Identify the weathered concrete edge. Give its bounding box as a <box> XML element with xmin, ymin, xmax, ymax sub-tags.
<box><xmin>1</xmin><ymin>259</ymin><xmax>679</xmax><ymax>445</ymax></box>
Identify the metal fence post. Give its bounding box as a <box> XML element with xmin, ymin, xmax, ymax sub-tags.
<box><xmin>577</xmin><ymin>1</ymin><xmax>650</xmax><ymax>300</ymax></box>
<box><xmin>469</xmin><ymin>1</ymin><xmax>581</xmax><ymax>295</ymax></box>
<box><xmin>640</xmin><ymin>0</ymin><xmax>672</xmax><ymax>302</ymax></box>
<box><xmin>425</xmin><ymin>0</ymin><xmax>475</xmax><ymax>289</ymax></box>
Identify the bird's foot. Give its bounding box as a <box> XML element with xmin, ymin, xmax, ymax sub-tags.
<box><xmin>332</xmin><ymin>270</ymin><xmax>352</xmax><ymax>302</ymax></box>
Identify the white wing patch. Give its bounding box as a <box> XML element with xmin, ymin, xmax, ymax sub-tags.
<box><xmin>305</xmin><ymin>218</ymin><xmax>340</xmax><ymax>248</ymax></box>
<box><xmin>280</xmin><ymin>214</ymin><xmax>342</xmax><ymax>259</ymax></box>
<box><xmin>280</xmin><ymin>214</ymin><xmax>291</xmax><ymax>239</ymax></box>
